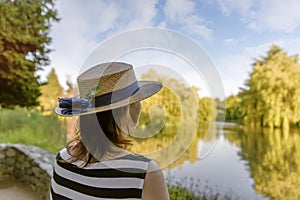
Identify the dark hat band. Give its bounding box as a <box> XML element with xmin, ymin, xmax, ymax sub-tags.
<box><xmin>92</xmin><ymin>81</ymin><xmax>139</xmax><ymax>107</ymax></box>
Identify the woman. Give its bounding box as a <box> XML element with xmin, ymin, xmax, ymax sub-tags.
<box><xmin>51</xmin><ymin>62</ymin><xmax>170</xmax><ymax>200</ymax></box>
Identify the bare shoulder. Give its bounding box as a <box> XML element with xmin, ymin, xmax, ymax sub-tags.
<box><xmin>142</xmin><ymin>160</ymin><xmax>170</xmax><ymax>200</ymax></box>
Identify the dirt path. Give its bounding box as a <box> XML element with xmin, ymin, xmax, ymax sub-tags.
<box><xmin>0</xmin><ymin>182</ymin><xmax>40</xmax><ymax>200</ymax></box>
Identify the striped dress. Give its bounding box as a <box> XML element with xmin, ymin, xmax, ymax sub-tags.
<box><xmin>50</xmin><ymin>148</ymin><xmax>151</xmax><ymax>200</ymax></box>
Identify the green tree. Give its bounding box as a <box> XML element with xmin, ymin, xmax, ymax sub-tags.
<box><xmin>198</xmin><ymin>97</ymin><xmax>217</xmax><ymax>122</ymax></box>
<box><xmin>240</xmin><ymin>45</ymin><xmax>300</xmax><ymax>128</ymax></box>
<box><xmin>38</xmin><ymin>68</ymin><xmax>63</xmax><ymax>113</ymax></box>
<box><xmin>225</xmin><ymin>94</ymin><xmax>242</xmax><ymax>123</ymax></box>
<box><xmin>0</xmin><ymin>0</ymin><xmax>59</xmax><ymax>108</ymax></box>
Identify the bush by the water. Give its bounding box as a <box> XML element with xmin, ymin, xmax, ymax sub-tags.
<box><xmin>0</xmin><ymin>107</ymin><xmax>66</xmax><ymax>153</ymax></box>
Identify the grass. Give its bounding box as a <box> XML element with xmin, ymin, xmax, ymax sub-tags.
<box><xmin>167</xmin><ymin>176</ymin><xmax>239</xmax><ymax>200</ymax></box>
<box><xmin>0</xmin><ymin>107</ymin><xmax>66</xmax><ymax>154</ymax></box>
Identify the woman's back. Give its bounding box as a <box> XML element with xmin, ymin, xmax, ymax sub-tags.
<box><xmin>51</xmin><ymin>148</ymin><xmax>151</xmax><ymax>200</ymax></box>
<box><xmin>52</xmin><ymin>62</ymin><xmax>169</xmax><ymax>200</ymax></box>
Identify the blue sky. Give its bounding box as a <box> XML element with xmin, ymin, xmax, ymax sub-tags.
<box><xmin>41</xmin><ymin>0</ymin><xmax>300</xmax><ymax>97</ymax></box>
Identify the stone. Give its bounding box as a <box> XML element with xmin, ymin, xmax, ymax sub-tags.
<box><xmin>6</xmin><ymin>158</ymin><xmax>15</xmax><ymax>165</ymax></box>
<box><xmin>23</xmin><ymin>160</ymin><xmax>31</xmax><ymax>169</ymax></box>
<box><xmin>0</xmin><ymin>144</ymin><xmax>55</xmax><ymax>200</ymax></box>
<box><xmin>6</xmin><ymin>148</ymin><xmax>16</xmax><ymax>157</ymax></box>
<box><xmin>0</xmin><ymin>152</ymin><xmax>5</xmax><ymax>159</ymax></box>
<box><xmin>14</xmin><ymin>169</ymin><xmax>23</xmax><ymax>179</ymax></box>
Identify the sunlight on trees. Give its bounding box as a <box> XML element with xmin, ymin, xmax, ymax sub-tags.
<box><xmin>228</xmin><ymin>45</ymin><xmax>300</xmax><ymax>128</ymax></box>
<box><xmin>38</xmin><ymin>68</ymin><xmax>63</xmax><ymax>114</ymax></box>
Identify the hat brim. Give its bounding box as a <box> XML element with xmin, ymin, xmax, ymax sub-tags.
<box><xmin>55</xmin><ymin>81</ymin><xmax>162</xmax><ymax>117</ymax></box>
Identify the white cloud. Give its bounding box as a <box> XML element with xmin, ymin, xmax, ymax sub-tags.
<box><xmin>108</xmin><ymin>0</ymin><xmax>158</xmax><ymax>32</ymax></box>
<box><xmin>165</xmin><ymin>0</ymin><xmax>195</xmax><ymax>21</ymax></box>
<box><xmin>164</xmin><ymin>0</ymin><xmax>213</xmax><ymax>40</ymax></box>
<box><xmin>216</xmin><ymin>0</ymin><xmax>256</xmax><ymax>16</ymax></box>
<box><xmin>217</xmin><ymin>38</ymin><xmax>300</xmax><ymax>96</ymax></box>
<box><xmin>215</xmin><ymin>0</ymin><xmax>300</xmax><ymax>32</ymax></box>
<box><xmin>218</xmin><ymin>44</ymin><xmax>273</xmax><ymax>96</ymax></box>
<box><xmin>269</xmin><ymin>38</ymin><xmax>300</xmax><ymax>57</ymax></box>
<box><xmin>43</xmin><ymin>0</ymin><xmax>159</xmax><ymax>88</ymax></box>
<box><xmin>223</xmin><ymin>38</ymin><xmax>239</xmax><ymax>45</ymax></box>
<box><xmin>246</xmin><ymin>0</ymin><xmax>300</xmax><ymax>32</ymax></box>
<box><xmin>217</xmin><ymin>53</ymin><xmax>254</xmax><ymax>96</ymax></box>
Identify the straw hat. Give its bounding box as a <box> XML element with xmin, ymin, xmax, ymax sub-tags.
<box><xmin>55</xmin><ymin>62</ymin><xmax>162</xmax><ymax>116</ymax></box>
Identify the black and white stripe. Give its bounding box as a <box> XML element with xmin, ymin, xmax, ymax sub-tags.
<box><xmin>50</xmin><ymin>148</ymin><xmax>150</xmax><ymax>200</ymax></box>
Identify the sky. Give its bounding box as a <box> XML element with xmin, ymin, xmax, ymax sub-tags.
<box><xmin>40</xmin><ymin>0</ymin><xmax>300</xmax><ymax>97</ymax></box>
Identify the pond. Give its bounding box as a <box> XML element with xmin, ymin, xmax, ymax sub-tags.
<box><xmin>163</xmin><ymin>123</ymin><xmax>300</xmax><ymax>200</ymax></box>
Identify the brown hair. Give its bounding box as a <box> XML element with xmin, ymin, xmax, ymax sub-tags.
<box><xmin>66</xmin><ymin>106</ymin><xmax>133</xmax><ymax>167</ymax></box>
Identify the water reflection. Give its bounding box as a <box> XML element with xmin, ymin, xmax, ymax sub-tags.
<box><xmin>130</xmin><ymin>122</ymin><xmax>218</xmax><ymax>169</ymax></box>
<box><xmin>226</xmin><ymin>127</ymin><xmax>300</xmax><ymax>200</ymax></box>
<box><xmin>131</xmin><ymin>123</ymin><xmax>300</xmax><ymax>199</ymax></box>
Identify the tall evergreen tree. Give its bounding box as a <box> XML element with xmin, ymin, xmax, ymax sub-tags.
<box><xmin>0</xmin><ymin>0</ymin><xmax>59</xmax><ymax>108</ymax></box>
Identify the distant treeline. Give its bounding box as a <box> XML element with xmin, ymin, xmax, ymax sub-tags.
<box><xmin>3</xmin><ymin>45</ymin><xmax>299</xmax><ymax>130</ymax></box>
<box><xmin>36</xmin><ymin>67</ymin><xmax>222</xmax><ymax>123</ymax></box>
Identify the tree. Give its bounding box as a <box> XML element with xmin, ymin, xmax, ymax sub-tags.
<box><xmin>0</xmin><ymin>0</ymin><xmax>59</xmax><ymax>108</ymax></box>
<box><xmin>225</xmin><ymin>94</ymin><xmax>242</xmax><ymax>123</ymax></box>
<box><xmin>240</xmin><ymin>45</ymin><xmax>300</xmax><ymax>128</ymax></box>
<box><xmin>198</xmin><ymin>97</ymin><xmax>217</xmax><ymax>122</ymax></box>
<box><xmin>38</xmin><ymin>68</ymin><xmax>63</xmax><ymax>113</ymax></box>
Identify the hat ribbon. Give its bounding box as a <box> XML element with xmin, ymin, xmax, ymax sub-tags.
<box><xmin>58</xmin><ymin>81</ymin><xmax>139</xmax><ymax>115</ymax></box>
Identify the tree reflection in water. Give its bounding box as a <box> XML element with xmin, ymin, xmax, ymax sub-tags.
<box><xmin>130</xmin><ymin>122</ymin><xmax>219</xmax><ymax>169</ymax></box>
<box><xmin>131</xmin><ymin>121</ymin><xmax>300</xmax><ymax>199</ymax></box>
<box><xmin>226</xmin><ymin>127</ymin><xmax>300</xmax><ymax>200</ymax></box>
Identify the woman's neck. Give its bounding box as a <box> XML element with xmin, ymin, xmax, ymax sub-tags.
<box><xmin>99</xmin><ymin>145</ymin><xmax>130</xmax><ymax>161</ymax></box>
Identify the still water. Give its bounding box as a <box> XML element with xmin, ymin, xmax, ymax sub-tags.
<box><xmin>164</xmin><ymin>124</ymin><xmax>300</xmax><ymax>200</ymax></box>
